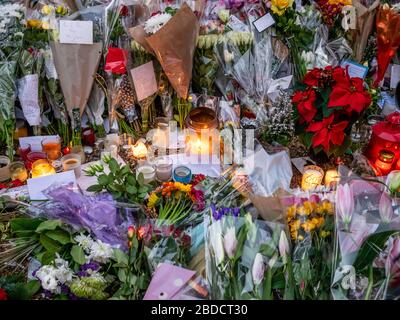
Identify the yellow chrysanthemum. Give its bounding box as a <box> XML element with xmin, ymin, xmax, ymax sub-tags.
<box><xmin>174</xmin><ymin>182</ymin><xmax>192</xmax><ymax>193</ymax></box>
<box><xmin>287</xmin><ymin>205</ymin><xmax>297</xmax><ymax>219</ymax></box>
<box><xmin>147</xmin><ymin>193</ymin><xmax>159</xmax><ymax>208</ymax></box>
<box><xmin>328</xmin><ymin>0</ymin><xmax>352</xmax><ymax>5</ymax></box>
<box><xmin>271</xmin><ymin>0</ymin><xmax>294</xmax><ymax>16</ymax></box>
<box><xmin>290</xmin><ymin>219</ymin><xmax>301</xmax><ymax>231</ymax></box>
<box><xmin>302</xmin><ymin>221</ymin><xmax>316</xmax><ymax>232</ymax></box>
<box><xmin>27</xmin><ymin>19</ymin><xmax>42</xmax><ymax>29</ymax></box>
<box><xmin>290</xmin><ymin>229</ymin><xmax>298</xmax><ymax>240</ymax></box>
<box><xmin>297</xmin><ymin>203</ymin><xmax>312</xmax><ymax>216</ymax></box>
<box><xmin>41</xmin><ymin>5</ymin><xmax>53</xmax><ymax>15</ymax></box>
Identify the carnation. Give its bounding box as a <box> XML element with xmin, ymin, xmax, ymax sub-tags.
<box><xmin>144</xmin><ymin>12</ymin><xmax>172</xmax><ymax>34</ymax></box>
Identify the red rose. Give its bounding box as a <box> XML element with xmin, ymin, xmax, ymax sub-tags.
<box><xmin>0</xmin><ymin>288</ymin><xmax>8</xmax><ymax>300</ymax></box>
<box><xmin>292</xmin><ymin>88</ymin><xmax>317</xmax><ymax>123</ymax></box>
<box><xmin>181</xmin><ymin>234</ymin><xmax>191</xmax><ymax>248</ymax></box>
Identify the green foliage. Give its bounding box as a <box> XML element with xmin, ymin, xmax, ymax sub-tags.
<box><xmin>84</xmin><ymin>156</ymin><xmax>153</xmax><ymax>204</ymax></box>
<box><xmin>0</xmin><ymin>274</ymin><xmax>40</xmax><ymax>300</ymax></box>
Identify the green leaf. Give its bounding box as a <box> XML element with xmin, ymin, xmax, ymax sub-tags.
<box><xmin>138</xmin><ymin>193</ymin><xmax>148</xmax><ymax>199</ymax></box>
<box><xmin>137</xmin><ymin>172</ymin><xmax>145</xmax><ymax>186</ymax></box>
<box><xmin>113</xmin><ymin>249</ymin><xmax>129</xmax><ymax>266</ymax></box>
<box><xmin>353</xmin><ymin>230</ymin><xmax>399</xmax><ymax>271</ymax></box>
<box><xmin>138</xmin><ymin>186</ymin><xmax>148</xmax><ymax>194</ymax></box>
<box><xmin>11</xmin><ymin>218</ymin><xmax>43</xmax><ymax>233</ymax></box>
<box><xmin>126</xmin><ymin>185</ymin><xmax>138</xmax><ymax>195</ymax></box>
<box><xmin>40</xmin><ymin>252</ymin><xmax>55</xmax><ymax>265</ymax></box>
<box><xmin>36</xmin><ymin>220</ymin><xmax>63</xmax><ymax>233</ymax></box>
<box><xmin>87</xmin><ymin>184</ymin><xmax>104</xmax><ymax>193</ymax></box>
<box><xmin>109</xmin><ymin>158</ymin><xmax>120</xmax><ymax>174</ymax></box>
<box><xmin>39</xmin><ymin>233</ymin><xmax>62</xmax><ymax>253</ymax></box>
<box><xmin>98</xmin><ymin>174</ymin><xmax>110</xmax><ymax>186</ymax></box>
<box><xmin>45</xmin><ymin>229</ymin><xmax>71</xmax><ymax>245</ymax></box>
<box><xmin>26</xmin><ymin>280</ymin><xmax>41</xmax><ymax>297</ymax></box>
<box><xmin>71</xmin><ymin>245</ymin><xmax>86</xmax><ymax>265</ymax></box>
<box><xmin>126</xmin><ymin>174</ymin><xmax>136</xmax><ymax>185</ymax></box>
<box><xmin>117</xmin><ymin>268</ymin><xmax>127</xmax><ymax>282</ymax></box>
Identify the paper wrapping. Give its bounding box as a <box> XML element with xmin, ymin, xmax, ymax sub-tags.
<box><xmin>130</xmin><ymin>3</ymin><xmax>199</xmax><ymax>99</ymax></box>
<box><xmin>50</xmin><ymin>42</ymin><xmax>102</xmax><ymax>116</ymax></box>
<box><xmin>374</xmin><ymin>5</ymin><xmax>400</xmax><ymax>86</ymax></box>
<box><xmin>350</xmin><ymin>0</ymin><xmax>380</xmax><ymax>63</ymax></box>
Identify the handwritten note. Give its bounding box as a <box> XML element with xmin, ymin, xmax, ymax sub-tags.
<box><xmin>130</xmin><ymin>61</ymin><xmax>158</xmax><ymax>102</ymax></box>
<box><xmin>17</xmin><ymin>74</ymin><xmax>41</xmax><ymax>126</ymax></box>
<box><xmin>27</xmin><ymin>171</ymin><xmax>77</xmax><ymax>201</ymax></box>
<box><xmin>59</xmin><ymin>20</ymin><xmax>93</xmax><ymax>45</ymax></box>
<box><xmin>341</xmin><ymin>60</ymin><xmax>368</xmax><ymax>79</ymax></box>
<box><xmin>252</xmin><ymin>13</ymin><xmax>275</xmax><ymax>33</ymax></box>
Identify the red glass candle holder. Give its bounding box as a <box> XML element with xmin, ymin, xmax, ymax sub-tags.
<box><xmin>82</xmin><ymin>128</ymin><xmax>95</xmax><ymax>147</ymax></box>
<box><xmin>26</xmin><ymin>151</ymin><xmax>47</xmax><ymax>170</ymax></box>
<box><xmin>19</xmin><ymin>144</ymin><xmax>31</xmax><ymax>162</ymax></box>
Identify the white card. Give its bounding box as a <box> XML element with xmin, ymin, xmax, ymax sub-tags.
<box><xmin>59</xmin><ymin>20</ymin><xmax>93</xmax><ymax>45</ymax></box>
<box><xmin>341</xmin><ymin>60</ymin><xmax>368</xmax><ymax>79</ymax></box>
<box><xmin>27</xmin><ymin>171</ymin><xmax>77</xmax><ymax>201</ymax></box>
<box><xmin>18</xmin><ymin>74</ymin><xmax>41</xmax><ymax>126</ymax></box>
<box><xmin>390</xmin><ymin>64</ymin><xmax>400</xmax><ymax>89</ymax></box>
<box><xmin>252</xmin><ymin>13</ymin><xmax>275</xmax><ymax>33</ymax></box>
<box><xmin>19</xmin><ymin>135</ymin><xmax>60</xmax><ymax>151</ymax></box>
<box><xmin>227</xmin><ymin>15</ymin><xmax>250</xmax><ymax>32</ymax></box>
<box><xmin>267</xmin><ymin>75</ymin><xmax>293</xmax><ymax>93</ymax></box>
<box><xmin>130</xmin><ymin>61</ymin><xmax>158</xmax><ymax>101</ymax></box>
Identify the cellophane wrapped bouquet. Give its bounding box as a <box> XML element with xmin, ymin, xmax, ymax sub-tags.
<box><xmin>281</xmin><ymin>192</ymin><xmax>335</xmax><ymax>299</ymax></box>
<box><xmin>331</xmin><ymin>166</ymin><xmax>400</xmax><ymax>300</ymax></box>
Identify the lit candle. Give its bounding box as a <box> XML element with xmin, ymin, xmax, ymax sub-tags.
<box><xmin>375</xmin><ymin>150</ymin><xmax>395</xmax><ymax>176</ymax></box>
<box><xmin>324</xmin><ymin>169</ymin><xmax>340</xmax><ymax>188</ymax></box>
<box><xmin>31</xmin><ymin>159</ymin><xmax>56</xmax><ymax>178</ymax></box>
<box><xmin>301</xmin><ymin>165</ymin><xmax>324</xmax><ymax>191</ymax></box>
<box><xmin>10</xmin><ymin>162</ymin><xmax>28</xmax><ymax>182</ymax></box>
<box><xmin>132</xmin><ymin>141</ymin><xmax>148</xmax><ymax>160</ymax></box>
<box><xmin>136</xmin><ymin>164</ymin><xmax>155</xmax><ymax>184</ymax></box>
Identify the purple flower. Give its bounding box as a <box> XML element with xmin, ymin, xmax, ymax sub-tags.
<box><xmin>232</xmin><ymin>207</ymin><xmax>240</xmax><ymax>217</ymax></box>
<box><xmin>77</xmin><ymin>271</ymin><xmax>88</xmax><ymax>277</ymax></box>
<box><xmin>60</xmin><ymin>284</ymin><xmax>70</xmax><ymax>294</ymax></box>
<box><xmin>211</xmin><ymin>203</ymin><xmax>222</xmax><ymax>220</ymax></box>
<box><xmin>42</xmin><ymin>290</ymin><xmax>53</xmax><ymax>299</ymax></box>
<box><xmin>80</xmin><ymin>262</ymin><xmax>101</xmax><ymax>272</ymax></box>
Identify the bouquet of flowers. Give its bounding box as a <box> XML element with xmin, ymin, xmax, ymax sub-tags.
<box><xmin>282</xmin><ymin>192</ymin><xmax>335</xmax><ymax>299</ymax></box>
<box><xmin>146</xmin><ymin>181</ymin><xmax>205</xmax><ymax>227</ymax></box>
<box><xmin>0</xmin><ymin>2</ymin><xmax>25</xmax><ymax>160</ymax></box>
<box><xmin>292</xmin><ymin>65</ymin><xmax>372</xmax><ymax>157</ymax></box>
<box><xmin>331</xmin><ymin>168</ymin><xmax>400</xmax><ymax>300</ymax></box>
<box><xmin>205</xmin><ymin>212</ymin><xmax>287</xmax><ymax>299</ymax></box>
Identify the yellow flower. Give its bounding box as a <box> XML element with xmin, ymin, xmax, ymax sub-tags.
<box><xmin>320</xmin><ymin>230</ymin><xmax>331</xmax><ymax>238</ymax></box>
<box><xmin>328</xmin><ymin>0</ymin><xmax>352</xmax><ymax>5</ymax></box>
<box><xmin>41</xmin><ymin>21</ymin><xmax>50</xmax><ymax>30</ymax></box>
<box><xmin>27</xmin><ymin>19</ymin><xmax>42</xmax><ymax>29</ymax></box>
<box><xmin>41</xmin><ymin>5</ymin><xmax>53</xmax><ymax>15</ymax></box>
<box><xmin>174</xmin><ymin>182</ymin><xmax>192</xmax><ymax>193</ymax></box>
<box><xmin>271</xmin><ymin>0</ymin><xmax>294</xmax><ymax>16</ymax></box>
<box><xmin>56</xmin><ymin>6</ymin><xmax>68</xmax><ymax>15</ymax></box>
<box><xmin>290</xmin><ymin>229</ymin><xmax>298</xmax><ymax>240</ymax></box>
<box><xmin>290</xmin><ymin>219</ymin><xmax>301</xmax><ymax>231</ymax></box>
<box><xmin>297</xmin><ymin>203</ymin><xmax>312</xmax><ymax>216</ymax></box>
<box><xmin>287</xmin><ymin>205</ymin><xmax>296</xmax><ymax>219</ymax></box>
<box><xmin>302</xmin><ymin>221</ymin><xmax>316</xmax><ymax>232</ymax></box>
<box><xmin>147</xmin><ymin>193</ymin><xmax>159</xmax><ymax>208</ymax></box>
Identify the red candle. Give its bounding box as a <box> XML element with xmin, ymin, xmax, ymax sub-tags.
<box><xmin>375</xmin><ymin>150</ymin><xmax>395</xmax><ymax>175</ymax></box>
<box><xmin>82</xmin><ymin>128</ymin><xmax>95</xmax><ymax>147</ymax></box>
<box><xmin>19</xmin><ymin>144</ymin><xmax>31</xmax><ymax>162</ymax></box>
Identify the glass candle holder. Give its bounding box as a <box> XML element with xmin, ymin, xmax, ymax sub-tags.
<box><xmin>82</xmin><ymin>128</ymin><xmax>96</xmax><ymax>147</ymax></box>
<box><xmin>42</xmin><ymin>137</ymin><xmax>62</xmax><ymax>160</ymax></box>
<box><xmin>47</xmin><ymin>151</ymin><xmax>63</xmax><ymax>173</ymax></box>
<box><xmin>324</xmin><ymin>169</ymin><xmax>340</xmax><ymax>189</ymax></box>
<box><xmin>0</xmin><ymin>156</ymin><xmax>11</xmax><ymax>182</ymax></box>
<box><xmin>61</xmin><ymin>153</ymin><xmax>82</xmax><ymax>178</ymax></box>
<box><xmin>19</xmin><ymin>144</ymin><xmax>31</xmax><ymax>162</ymax></box>
<box><xmin>301</xmin><ymin>165</ymin><xmax>324</xmax><ymax>191</ymax></box>
<box><xmin>136</xmin><ymin>164</ymin><xmax>155</xmax><ymax>184</ymax></box>
<box><xmin>26</xmin><ymin>151</ymin><xmax>47</xmax><ymax>170</ymax></box>
<box><xmin>61</xmin><ymin>153</ymin><xmax>81</xmax><ymax>178</ymax></box>
<box><xmin>155</xmin><ymin>158</ymin><xmax>173</xmax><ymax>182</ymax></box>
<box><xmin>173</xmin><ymin>166</ymin><xmax>192</xmax><ymax>184</ymax></box>
<box><xmin>10</xmin><ymin>161</ymin><xmax>28</xmax><ymax>182</ymax></box>
<box><xmin>31</xmin><ymin>159</ymin><xmax>56</xmax><ymax>178</ymax></box>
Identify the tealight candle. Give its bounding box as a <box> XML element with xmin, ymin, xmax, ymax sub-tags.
<box><xmin>10</xmin><ymin>162</ymin><xmax>28</xmax><ymax>182</ymax></box>
<box><xmin>301</xmin><ymin>165</ymin><xmax>324</xmax><ymax>191</ymax></box>
<box><xmin>324</xmin><ymin>169</ymin><xmax>340</xmax><ymax>188</ymax></box>
<box><xmin>42</xmin><ymin>137</ymin><xmax>61</xmax><ymax>161</ymax></box>
<box><xmin>173</xmin><ymin>166</ymin><xmax>192</xmax><ymax>184</ymax></box>
<box><xmin>31</xmin><ymin>159</ymin><xmax>56</xmax><ymax>178</ymax></box>
<box><xmin>155</xmin><ymin>158</ymin><xmax>173</xmax><ymax>182</ymax></box>
<box><xmin>136</xmin><ymin>164</ymin><xmax>155</xmax><ymax>184</ymax></box>
<box><xmin>61</xmin><ymin>153</ymin><xmax>82</xmax><ymax>178</ymax></box>
<box><xmin>132</xmin><ymin>141</ymin><xmax>148</xmax><ymax>159</ymax></box>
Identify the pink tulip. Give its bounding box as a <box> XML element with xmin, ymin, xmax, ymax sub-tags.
<box><xmin>336</xmin><ymin>183</ymin><xmax>354</xmax><ymax>230</ymax></box>
<box><xmin>379</xmin><ymin>192</ymin><xmax>394</xmax><ymax>224</ymax></box>
<box><xmin>252</xmin><ymin>253</ymin><xmax>265</xmax><ymax>286</ymax></box>
<box><xmin>279</xmin><ymin>231</ymin><xmax>289</xmax><ymax>264</ymax></box>
<box><xmin>223</xmin><ymin>227</ymin><xmax>238</xmax><ymax>259</ymax></box>
<box><xmin>389</xmin><ymin>237</ymin><xmax>400</xmax><ymax>276</ymax></box>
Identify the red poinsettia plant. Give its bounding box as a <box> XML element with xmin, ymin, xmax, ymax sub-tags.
<box><xmin>292</xmin><ymin>66</ymin><xmax>372</xmax><ymax>156</ymax></box>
